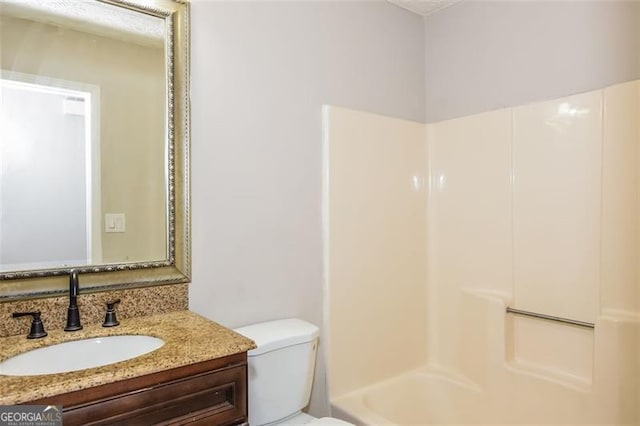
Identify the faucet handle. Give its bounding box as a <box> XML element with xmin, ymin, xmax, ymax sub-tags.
<box><xmin>12</xmin><ymin>311</ymin><xmax>48</xmax><ymax>339</ymax></box>
<box><xmin>103</xmin><ymin>299</ymin><xmax>121</xmax><ymax>327</ymax></box>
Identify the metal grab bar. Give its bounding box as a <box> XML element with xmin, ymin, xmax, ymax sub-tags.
<box><xmin>506</xmin><ymin>307</ymin><xmax>595</xmax><ymax>329</ymax></box>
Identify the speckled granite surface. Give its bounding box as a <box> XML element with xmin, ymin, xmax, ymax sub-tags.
<box><xmin>0</xmin><ymin>310</ymin><xmax>256</xmax><ymax>404</ymax></box>
<box><xmin>0</xmin><ymin>283</ymin><xmax>188</xmax><ymax>338</ymax></box>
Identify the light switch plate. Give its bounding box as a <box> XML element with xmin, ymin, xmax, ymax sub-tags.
<box><xmin>105</xmin><ymin>213</ymin><xmax>126</xmax><ymax>233</ymax></box>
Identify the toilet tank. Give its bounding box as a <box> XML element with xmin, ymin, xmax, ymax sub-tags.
<box><xmin>234</xmin><ymin>319</ymin><xmax>319</xmax><ymax>426</ymax></box>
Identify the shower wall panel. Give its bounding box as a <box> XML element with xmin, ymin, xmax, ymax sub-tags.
<box><xmin>512</xmin><ymin>90</ymin><xmax>602</xmax><ymax>324</ymax></box>
<box><xmin>601</xmin><ymin>80</ymin><xmax>640</xmax><ymax>316</ymax></box>
<box><xmin>324</xmin><ymin>105</ymin><xmax>427</xmax><ymax>398</ymax></box>
<box><xmin>426</xmin><ymin>109</ymin><xmax>513</xmax><ymax>368</ymax></box>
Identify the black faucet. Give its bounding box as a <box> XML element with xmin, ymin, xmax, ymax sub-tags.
<box><xmin>64</xmin><ymin>270</ymin><xmax>83</xmax><ymax>331</ymax></box>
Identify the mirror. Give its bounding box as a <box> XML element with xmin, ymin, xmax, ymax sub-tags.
<box><xmin>0</xmin><ymin>0</ymin><xmax>190</xmax><ymax>299</ymax></box>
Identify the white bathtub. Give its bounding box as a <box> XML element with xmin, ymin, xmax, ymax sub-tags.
<box><xmin>331</xmin><ymin>363</ymin><xmax>638</xmax><ymax>425</ymax></box>
<box><xmin>332</xmin><ymin>368</ymin><xmax>490</xmax><ymax>425</ymax></box>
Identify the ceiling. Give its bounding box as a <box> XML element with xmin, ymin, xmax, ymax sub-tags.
<box><xmin>1</xmin><ymin>0</ymin><xmax>460</xmax><ymax>46</ymax></box>
<box><xmin>1</xmin><ymin>0</ymin><xmax>164</xmax><ymax>47</ymax></box>
<box><xmin>387</xmin><ymin>0</ymin><xmax>462</xmax><ymax>16</ymax></box>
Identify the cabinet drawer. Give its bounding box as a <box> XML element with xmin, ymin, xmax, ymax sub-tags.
<box><xmin>63</xmin><ymin>364</ymin><xmax>247</xmax><ymax>426</ymax></box>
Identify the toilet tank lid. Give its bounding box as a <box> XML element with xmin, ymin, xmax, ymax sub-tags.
<box><xmin>234</xmin><ymin>318</ymin><xmax>319</xmax><ymax>356</ymax></box>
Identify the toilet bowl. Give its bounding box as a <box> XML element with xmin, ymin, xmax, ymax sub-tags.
<box><xmin>234</xmin><ymin>319</ymin><xmax>354</xmax><ymax>426</ymax></box>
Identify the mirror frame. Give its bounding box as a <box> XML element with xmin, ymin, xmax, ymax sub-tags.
<box><xmin>0</xmin><ymin>0</ymin><xmax>190</xmax><ymax>300</ymax></box>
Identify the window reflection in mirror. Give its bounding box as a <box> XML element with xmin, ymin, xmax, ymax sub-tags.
<box><xmin>0</xmin><ymin>0</ymin><xmax>168</xmax><ymax>274</ymax></box>
<box><xmin>1</xmin><ymin>77</ymin><xmax>98</xmax><ymax>271</ymax></box>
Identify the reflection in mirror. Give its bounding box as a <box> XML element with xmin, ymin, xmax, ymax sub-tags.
<box><xmin>1</xmin><ymin>75</ymin><xmax>102</xmax><ymax>270</ymax></box>
<box><xmin>0</xmin><ymin>0</ymin><xmax>190</xmax><ymax>298</ymax></box>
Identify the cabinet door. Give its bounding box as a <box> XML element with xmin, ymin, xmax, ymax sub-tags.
<box><xmin>63</xmin><ymin>365</ymin><xmax>247</xmax><ymax>426</ymax></box>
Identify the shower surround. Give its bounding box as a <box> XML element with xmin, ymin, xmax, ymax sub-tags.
<box><xmin>323</xmin><ymin>80</ymin><xmax>640</xmax><ymax>425</ymax></box>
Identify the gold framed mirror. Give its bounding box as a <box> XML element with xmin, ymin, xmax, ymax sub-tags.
<box><xmin>0</xmin><ymin>0</ymin><xmax>190</xmax><ymax>300</ymax></box>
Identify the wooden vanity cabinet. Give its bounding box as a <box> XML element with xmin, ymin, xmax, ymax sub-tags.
<box><xmin>27</xmin><ymin>352</ymin><xmax>248</xmax><ymax>426</ymax></box>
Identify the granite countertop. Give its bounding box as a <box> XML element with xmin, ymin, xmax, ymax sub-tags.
<box><xmin>0</xmin><ymin>310</ymin><xmax>256</xmax><ymax>404</ymax></box>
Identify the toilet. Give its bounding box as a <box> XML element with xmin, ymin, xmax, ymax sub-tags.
<box><xmin>234</xmin><ymin>318</ymin><xmax>354</xmax><ymax>426</ymax></box>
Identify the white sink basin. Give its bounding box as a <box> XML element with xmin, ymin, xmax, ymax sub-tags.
<box><xmin>0</xmin><ymin>335</ymin><xmax>164</xmax><ymax>376</ymax></box>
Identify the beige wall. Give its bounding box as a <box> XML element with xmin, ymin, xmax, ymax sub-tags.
<box><xmin>1</xmin><ymin>16</ymin><xmax>166</xmax><ymax>264</ymax></box>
